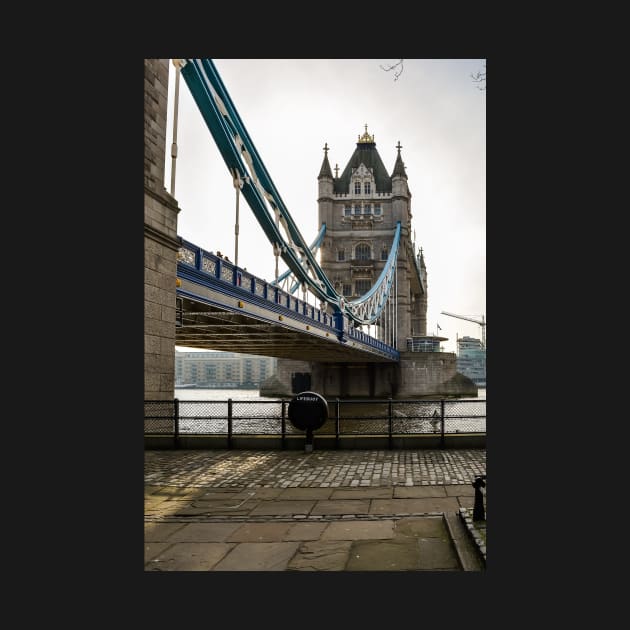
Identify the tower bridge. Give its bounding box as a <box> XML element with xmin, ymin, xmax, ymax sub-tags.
<box><xmin>176</xmin><ymin>239</ymin><xmax>399</xmax><ymax>362</ymax></box>
<box><xmin>144</xmin><ymin>59</ymin><xmax>477</xmax><ymax>400</ymax></box>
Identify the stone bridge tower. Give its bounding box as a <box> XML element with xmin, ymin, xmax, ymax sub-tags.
<box><xmin>144</xmin><ymin>59</ymin><xmax>180</xmax><ymax>400</ymax></box>
<box><xmin>262</xmin><ymin>127</ymin><xmax>474</xmax><ymax>399</ymax></box>
<box><xmin>317</xmin><ymin>127</ymin><xmax>427</xmax><ymax>348</ymax></box>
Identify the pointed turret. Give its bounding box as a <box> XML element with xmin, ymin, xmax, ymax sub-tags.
<box><xmin>318</xmin><ymin>142</ymin><xmax>334</xmax><ymax>179</ymax></box>
<box><xmin>391</xmin><ymin>141</ymin><xmax>407</xmax><ymax>179</ymax></box>
<box><xmin>318</xmin><ymin>142</ymin><xmax>334</xmax><ymax>215</ymax></box>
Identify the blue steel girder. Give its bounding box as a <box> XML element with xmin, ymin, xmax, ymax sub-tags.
<box><xmin>176</xmin><ymin>240</ymin><xmax>400</xmax><ymax>362</ymax></box>
<box><xmin>272</xmin><ymin>223</ymin><xmax>327</xmax><ymax>294</ymax></box>
<box><xmin>178</xmin><ymin>58</ymin><xmax>400</xmax><ymax>326</ymax></box>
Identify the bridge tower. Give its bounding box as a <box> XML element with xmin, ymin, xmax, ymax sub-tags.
<box><xmin>262</xmin><ymin>127</ymin><xmax>476</xmax><ymax>399</ymax></box>
<box><xmin>317</xmin><ymin>127</ymin><xmax>427</xmax><ymax>347</ymax></box>
<box><xmin>144</xmin><ymin>59</ymin><xmax>180</xmax><ymax>400</ymax></box>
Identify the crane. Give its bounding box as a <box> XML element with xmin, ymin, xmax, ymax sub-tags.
<box><xmin>441</xmin><ymin>311</ymin><xmax>486</xmax><ymax>349</ymax></box>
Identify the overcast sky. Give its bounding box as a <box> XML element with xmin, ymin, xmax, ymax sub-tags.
<box><xmin>166</xmin><ymin>58</ymin><xmax>485</xmax><ymax>354</ymax></box>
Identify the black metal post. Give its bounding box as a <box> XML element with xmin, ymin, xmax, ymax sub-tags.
<box><xmin>388</xmin><ymin>398</ymin><xmax>393</xmax><ymax>450</ymax></box>
<box><xmin>473</xmin><ymin>475</ymin><xmax>486</xmax><ymax>521</ymax></box>
<box><xmin>174</xmin><ymin>398</ymin><xmax>179</xmax><ymax>450</ymax></box>
<box><xmin>440</xmin><ymin>399</ymin><xmax>445</xmax><ymax>449</ymax></box>
<box><xmin>281</xmin><ymin>400</ymin><xmax>286</xmax><ymax>450</ymax></box>
<box><xmin>331</xmin><ymin>398</ymin><xmax>338</xmax><ymax>449</ymax></box>
<box><xmin>227</xmin><ymin>398</ymin><xmax>233</xmax><ymax>450</ymax></box>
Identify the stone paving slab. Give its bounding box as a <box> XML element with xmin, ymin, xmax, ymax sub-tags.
<box><xmin>226</xmin><ymin>522</ymin><xmax>293</xmax><ymax>542</ymax></box>
<box><xmin>457</xmin><ymin>496</ymin><xmax>475</xmax><ymax>509</ymax></box>
<box><xmin>146</xmin><ymin>486</ymin><xmax>207</xmax><ymax>499</ymax></box>
<box><xmin>277</xmin><ymin>488</ymin><xmax>334</xmax><ymax>500</ymax></box>
<box><xmin>144</xmin><ymin>542</ymin><xmax>173</xmax><ymax>563</ymax></box>
<box><xmin>445</xmin><ymin>484</ymin><xmax>475</xmax><ymax>497</ymax></box>
<box><xmin>172</xmin><ymin>505</ymin><xmax>253</xmax><ymax>517</ymax></box>
<box><xmin>283</xmin><ymin>522</ymin><xmax>328</xmax><ymax>541</ymax></box>
<box><xmin>191</xmin><ymin>496</ymin><xmax>259</xmax><ymax>510</ymax></box>
<box><xmin>393</xmin><ymin>486</ymin><xmax>447</xmax><ymax>498</ymax></box>
<box><xmin>321</xmin><ymin>520</ymin><xmax>395</xmax><ymax>541</ymax></box>
<box><xmin>145</xmin><ymin>542</ymin><xmax>235</xmax><ymax>571</ymax></box>
<box><xmin>311</xmin><ymin>499</ymin><xmax>371</xmax><ymax>515</ymax></box>
<box><xmin>145</xmin><ymin>495</ymin><xmax>171</xmax><ymax>508</ymax></box>
<box><xmin>166</xmin><ymin>522</ymin><xmax>243</xmax><ymax>542</ymax></box>
<box><xmin>243</xmin><ymin>488</ymin><xmax>285</xmax><ymax>499</ymax></box>
<box><xmin>394</xmin><ymin>516</ymin><xmax>446</xmax><ymax>538</ymax></box>
<box><xmin>346</xmin><ymin>539</ymin><xmax>421</xmax><ymax>571</ymax></box>
<box><xmin>249</xmin><ymin>500</ymin><xmax>316</xmax><ymax>516</ymax></box>
<box><xmin>329</xmin><ymin>488</ymin><xmax>393</xmax><ymax>500</ymax></box>
<box><xmin>417</xmin><ymin>538</ymin><xmax>460</xmax><ymax>570</ymax></box>
<box><xmin>369</xmin><ymin>497</ymin><xmax>460</xmax><ymax>515</ymax></box>
<box><xmin>212</xmin><ymin>542</ymin><xmax>300</xmax><ymax>571</ymax></box>
<box><xmin>144</xmin><ymin>522</ymin><xmax>187</xmax><ymax>542</ymax></box>
<box><xmin>287</xmin><ymin>541</ymin><xmax>352</xmax><ymax>571</ymax></box>
<box><xmin>197</xmin><ymin>489</ymin><xmax>260</xmax><ymax>500</ymax></box>
<box><xmin>145</xmin><ymin>502</ymin><xmax>196</xmax><ymax>519</ymax></box>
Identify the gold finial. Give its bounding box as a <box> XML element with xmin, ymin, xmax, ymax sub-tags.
<box><xmin>334</xmin><ymin>163</ymin><xmax>339</xmax><ymax>178</ymax></box>
<box><xmin>323</xmin><ymin>142</ymin><xmax>329</xmax><ymax>156</ymax></box>
<box><xmin>358</xmin><ymin>124</ymin><xmax>375</xmax><ymax>144</ymax></box>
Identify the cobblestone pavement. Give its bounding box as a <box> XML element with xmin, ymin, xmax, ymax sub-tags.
<box><xmin>145</xmin><ymin>449</ymin><xmax>487</xmax><ymax>571</ymax></box>
<box><xmin>144</xmin><ymin>449</ymin><xmax>486</xmax><ymax>488</ymax></box>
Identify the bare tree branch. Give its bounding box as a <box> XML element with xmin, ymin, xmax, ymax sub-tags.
<box><xmin>380</xmin><ymin>59</ymin><xmax>404</xmax><ymax>81</ymax></box>
<box><xmin>471</xmin><ymin>64</ymin><xmax>486</xmax><ymax>90</ymax></box>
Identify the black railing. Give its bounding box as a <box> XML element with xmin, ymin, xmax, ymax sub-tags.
<box><xmin>145</xmin><ymin>397</ymin><xmax>486</xmax><ymax>449</ymax></box>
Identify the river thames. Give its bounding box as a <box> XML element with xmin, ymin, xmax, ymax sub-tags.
<box><xmin>174</xmin><ymin>387</ymin><xmax>486</xmax><ymax>401</ymax></box>
<box><xmin>169</xmin><ymin>387</ymin><xmax>486</xmax><ymax>435</ymax></box>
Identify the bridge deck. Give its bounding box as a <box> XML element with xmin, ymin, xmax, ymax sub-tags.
<box><xmin>176</xmin><ymin>241</ymin><xmax>399</xmax><ymax>363</ymax></box>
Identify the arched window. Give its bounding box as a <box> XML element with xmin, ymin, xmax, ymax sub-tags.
<box><xmin>355</xmin><ymin>243</ymin><xmax>371</xmax><ymax>260</ymax></box>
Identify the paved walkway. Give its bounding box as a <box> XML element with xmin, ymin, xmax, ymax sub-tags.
<box><xmin>145</xmin><ymin>448</ymin><xmax>486</xmax><ymax>571</ymax></box>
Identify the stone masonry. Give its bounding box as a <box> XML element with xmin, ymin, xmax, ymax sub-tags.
<box><xmin>144</xmin><ymin>59</ymin><xmax>180</xmax><ymax>400</ymax></box>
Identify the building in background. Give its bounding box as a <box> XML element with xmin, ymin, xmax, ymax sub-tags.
<box><xmin>175</xmin><ymin>350</ymin><xmax>276</xmax><ymax>388</ymax></box>
<box><xmin>456</xmin><ymin>336</ymin><xmax>486</xmax><ymax>387</ymax></box>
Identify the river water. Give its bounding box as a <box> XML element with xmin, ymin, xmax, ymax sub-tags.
<box><xmin>170</xmin><ymin>387</ymin><xmax>486</xmax><ymax>434</ymax></box>
<box><xmin>174</xmin><ymin>387</ymin><xmax>486</xmax><ymax>401</ymax></box>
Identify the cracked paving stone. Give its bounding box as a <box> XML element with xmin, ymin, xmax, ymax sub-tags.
<box><xmin>287</xmin><ymin>540</ymin><xmax>353</xmax><ymax>571</ymax></box>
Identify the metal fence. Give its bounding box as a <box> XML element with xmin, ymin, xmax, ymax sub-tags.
<box><xmin>145</xmin><ymin>397</ymin><xmax>486</xmax><ymax>448</ymax></box>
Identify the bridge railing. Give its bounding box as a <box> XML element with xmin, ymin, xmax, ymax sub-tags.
<box><xmin>177</xmin><ymin>239</ymin><xmax>399</xmax><ymax>358</ymax></box>
<box><xmin>145</xmin><ymin>397</ymin><xmax>486</xmax><ymax>449</ymax></box>
<box><xmin>178</xmin><ymin>239</ymin><xmax>335</xmax><ymax>326</ymax></box>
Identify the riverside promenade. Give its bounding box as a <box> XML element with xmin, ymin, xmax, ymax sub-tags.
<box><xmin>145</xmin><ymin>448</ymin><xmax>487</xmax><ymax>571</ymax></box>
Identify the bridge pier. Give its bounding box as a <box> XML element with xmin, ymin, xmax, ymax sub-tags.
<box><xmin>260</xmin><ymin>353</ymin><xmax>477</xmax><ymax>399</ymax></box>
